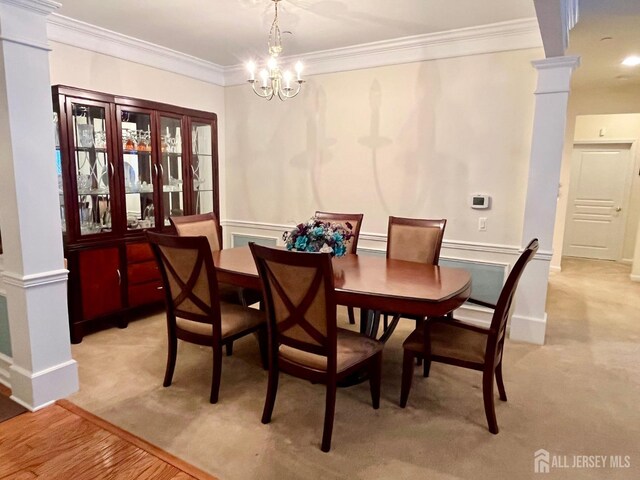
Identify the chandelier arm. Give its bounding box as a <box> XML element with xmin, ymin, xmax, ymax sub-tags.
<box><xmin>247</xmin><ymin>0</ymin><xmax>303</xmax><ymax>101</ymax></box>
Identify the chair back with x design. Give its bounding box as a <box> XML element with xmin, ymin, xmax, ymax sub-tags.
<box><xmin>147</xmin><ymin>231</ymin><xmax>222</xmax><ymax>340</ymax></box>
<box><xmin>250</xmin><ymin>243</ymin><xmax>338</xmax><ymax>369</ymax></box>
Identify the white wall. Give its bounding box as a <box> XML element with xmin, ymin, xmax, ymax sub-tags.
<box><xmin>48</xmin><ymin>41</ymin><xmax>227</xmax><ymax>218</ymax></box>
<box><xmin>224</xmin><ymin>48</ymin><xmax>541</xmax><ymax>246</ymax></box>
<box><xmin>552</xmin><ymin>86</ymin><xmax>640</xmax><ymax>269</ymax></box>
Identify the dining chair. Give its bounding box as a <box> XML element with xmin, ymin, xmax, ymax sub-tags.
<box><xmin>314</xmin><ymin>211</ymin><xmax>364</xmax><ymax>325</ymax></box>
<box><xmin>147</xmin><ymin>231</ymin><xmax>267</xmax><ymax>404</ymax></box>
<box><xmin>400</xmin><ymin>239</ymin><xmax>539</xmax><ymax>434</ymax></box>
<box><xmin>170</xmin><ymin>212</ymin><xmax>262</xmax><ymax>356</ymax></box>
<box><xmin>380</xmin><ymin>216</ymin><xmax>447</xmax><ymax>341</ymax></box>
<box><xmin>249</xmin><ymin>243</ymin><xmax>383</xmax><ymax>452</ymax></box>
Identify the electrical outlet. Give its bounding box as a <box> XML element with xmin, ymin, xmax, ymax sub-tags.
<box><xmin>479</xmin><ymin>217</ymin><xmax>487</xmax><ymax>231</ymax></box>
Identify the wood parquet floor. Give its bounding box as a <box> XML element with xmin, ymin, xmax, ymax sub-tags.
<box><xmin>0</xmin><ymin>397</ymin><xmax>217</xmax><ymax>480</ymax></box>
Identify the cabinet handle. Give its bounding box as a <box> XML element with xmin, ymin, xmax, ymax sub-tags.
<box><xmin>156</xmin><ymin>286</ymin><xmax>163</xmax><ymax>290</ymax></box>
<box><xmin>108</xmin><ymin>162</ymin><xmax>114</xmax><ymax>179</ymax></box>
<box><xmin>116</xmin><ymin>268</ymin><xmax>121</xmax><ymax>285</ymax></box>
<box><xmin>153</xmin><ymin>164</ymin><xmax>158</xmax><ymax>178</ymax></box>
<box><xmin>159</xmin><ymin>163</ymin><xmax>164</xmax><ymax>177</ymax></box>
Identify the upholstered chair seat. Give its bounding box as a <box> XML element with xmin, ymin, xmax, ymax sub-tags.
<box><xmin>400</xmin><ymin>239</ymin><xmax>539</xmax><ymax>434</ymax></box>
<box><xmin>170</xmin><ymin>213</ymin><xmax>262</xmax><ymax>357</ymax></box>
<box><xmin>403</xmin><ymin>322</ymin><xmax>487</xmax><ymax>365</ymax></box>
<box><xmin>147</xmin><ymin>231</ymin><xmax>268</xmax><ymax>404</ymax></box>
<box><xmin>250</xmin><ymin>243</ymin><xmax>383</xmax><ymax>452</ymax></box>
<box><xmin>279</xmin><ymin>328</ymin><xmax>383</xmax><ymax>373</ymax></box>
<box><xmin>176</xmin><ymin>302</ymin><xmax>266</xmax><ymax>340</ymax></box>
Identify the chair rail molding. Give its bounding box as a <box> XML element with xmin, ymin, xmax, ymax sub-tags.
<box><xmin>221</xmin><ymin>219</ymin><xmax>553</xmax><ymax>261</ymax></box>
<box><xmin>46</xmin><ymin>15</ymin><xmax>541</xmax><ymax>87</ymax></box>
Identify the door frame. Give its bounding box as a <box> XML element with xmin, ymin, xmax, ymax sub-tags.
<box><xmin>563</xmin><ymin>140</ymin><xmax>637</xmax><ymax>262</ymax></box>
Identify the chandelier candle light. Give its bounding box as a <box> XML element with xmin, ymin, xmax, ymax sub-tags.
<box><xmin>247</xmin><ymin>0</ymin><xmax>304</xmax><ymax>100</ymax></box>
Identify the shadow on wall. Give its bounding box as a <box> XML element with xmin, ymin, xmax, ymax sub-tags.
<box><xmin>291</xmin><ymin>83</ymin><xmax>336</xmax><ymax>210</ymax></box>
<box><xmin>358</xmin><ymin>79</ymin><xmax>393</xmax><ymax>213</ymax></box>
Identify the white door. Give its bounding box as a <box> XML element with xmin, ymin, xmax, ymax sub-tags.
<box><xmin>564</xmin><ymin>144</ymin><xmax>633</xmax><ymax>260</ymax></box>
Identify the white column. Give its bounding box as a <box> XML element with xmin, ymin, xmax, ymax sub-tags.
<box><xmin>0</xmin><ymin>0</ymin><xmax>78</xmax><ymax>410</ymax></box>
<box><xmin>510</xmin><ymin>56</ymin><xmax>580</xmax><ymax>345</ymax></box>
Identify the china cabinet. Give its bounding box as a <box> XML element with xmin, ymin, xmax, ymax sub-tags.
<box><xmin>53</xmin><ymin>86</ymin><xmax>219</xmax><ymax>342</ymax></box>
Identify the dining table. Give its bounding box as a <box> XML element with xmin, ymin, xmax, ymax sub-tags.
<box><xmin>212</xmin><ymin>246</ymin><xmax>472</xmax><ymax>341</ymax></box>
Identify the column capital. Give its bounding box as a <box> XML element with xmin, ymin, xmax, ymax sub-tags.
<box><xmin>531</xmin><ymin>55</ymin><xmax>580</xmax><ymax>94</ymax></box>
<box><xmin>0</xmin><ymin>0</ymin><xmax>59</xmax><ymax>50</ymax></box>
<box><xmin>0</xmin><ymin>0</ymin><xmax>60</xmax><ymax>15</ymax></box>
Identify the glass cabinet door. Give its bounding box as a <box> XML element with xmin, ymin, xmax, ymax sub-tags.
<box><xmin>54</xmin><ymin>111</ymin><xmax>65</xmax><ymax>234</ymax></box>
<box><xmin>160</xmin><ymin>115</ymin><xmax>185</xmax><ymax>226</ymax></box>
<box><xmin>120</xmin><ymin>109</ymin><xmax>155</xmax><ymax>231</ymax></box>
<box><xmin>69</xmin><ymin>101</ymin><xmax>113</xmax><ymax>237</ymax></box>
<box><xmin>190</xmin><ymin>120</ymin><xmax>215</xmax><ymax>216</ymax></box>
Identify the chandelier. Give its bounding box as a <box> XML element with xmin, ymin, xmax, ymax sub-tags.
<box><xmin>246</xmin><ymin>0</ymin><xmax>304</xmax><ymax>101</ymax></box>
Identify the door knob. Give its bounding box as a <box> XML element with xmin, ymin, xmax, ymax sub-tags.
<box><xmin>615</xmin><ymin>207</ymin><xmax>622</xmax><ymax>212</ymax></box>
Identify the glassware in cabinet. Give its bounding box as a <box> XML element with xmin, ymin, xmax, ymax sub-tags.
<box><xmin>70</xmin><ymin>102</ymin><xmax>113</xmax><ymax>236</ymax></box>
<box><xmin>120</xmin><ymin>109</ymin><xmax>155</xmax><ymax>231</ymax></box>
<box><xmin>160</xmin><ymin>115</ymin><xmax>185</xmax><ymax>226</ymax></box>
<box><xmin>190</xmin><ymin>120</ymin><xmax>215</xmax><ymax>215</ymax></box>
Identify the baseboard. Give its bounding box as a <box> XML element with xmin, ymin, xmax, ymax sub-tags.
<box><xmin>9</xmin><ymin>359</ymin><xmax>78</xmax><ymax>411</ymax></box>
<box><xmin>452</xmin><ymin>304</ymin><xmax>493</xmax><ymax>328</ymax></box>
<box><xmin>620</xmin><ymin>258</ymin><xmax>633</xmax><ymax>265</ymax></box>
<box><xmin>0</xmin><ymin>352</ymin><xmax>11</xmax><ymax>389</ymax></box>
<box><xmin>630</xmin><ymin>274</ymin><xmax>640</xmax><ymax>283</ymax></box>
<box><xmin>549</xmin><ymin>264</ymin><xmax>561</xmax><ymax>273</ymax></box>
<box><xmin>509</xmin><ymin>313</ymin><xmax>547</xmax><ymax>345</ymax></box>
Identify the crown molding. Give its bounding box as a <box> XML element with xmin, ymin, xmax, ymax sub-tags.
<box><xmin>0</xmin><ymin>0</ymin><xmax>60</xmax><ymax>15</ymax></box>
<box><xmin>224</xmin><ymin>17</ymin><xmax>542</xmax><ymax>86</ymax></box>
<box><xmin>46</xmin><ymin>14</ymin><xmax>226</xmax><ymax>85</ymax></box>
<box><xmin>46</xmin><ymin>15</ymin><xmax>541</xmax><ymax>88</ymax></box>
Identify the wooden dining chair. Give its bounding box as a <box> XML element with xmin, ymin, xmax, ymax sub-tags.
<box><xmin>170</xmin><ymin>212</ymin><xmax>262</xmax><ymax>356</ymax></box>
<box><xmin>400</xmin><ymin>239</ymin><xmax>539</xmax><ymax>434</ymax></box>
<box><xmin>147</xmin><ymin>231</ymin><xmax>267</xmax><ymax>404</ymax></box>
<box><xmin>380</xmin><ymin>217</ymin><xmax>447</xmax><ymax>341</ymax></box>
<box><xmin>314</xmin><ymin>211</ymin><xmax>364</xmax><ymax>325</ymax></box>
<box><xmin>249</xmin><ymin>243</ymin><xmax>383</xmax><ymax>452</ymax></box>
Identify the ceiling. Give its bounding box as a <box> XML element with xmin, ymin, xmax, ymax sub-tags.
<box><xmin>55</xmin><ymin>0</ymin><xmax>537</xmax><ymax>67</ymax></box>
<box><xmin>51</xmin><ymin>1</ymin><xmax>640</xmax><ymax>90</ymax></box>
<box><xmin>568</xmin><ymin>0</ymin><xmax>640</xmax><ymax>89</ymax></box>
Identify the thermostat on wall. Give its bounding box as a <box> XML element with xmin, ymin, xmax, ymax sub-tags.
<box><xmin>471</xmin><ymin>194</ymin><xmax>490</xmax><ymax>209</ymax></box>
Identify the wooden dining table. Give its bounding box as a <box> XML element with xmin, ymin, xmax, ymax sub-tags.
<box><xmin>212</xmin><ymin>246</ymin><xmax>472</xmax><ymax>340</ymax></box>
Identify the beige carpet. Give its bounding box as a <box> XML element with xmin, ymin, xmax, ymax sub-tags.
<box><xmin>70</xmin><ymin>258</ymin><xmax>640</xmax><ymax>479</ymax></box>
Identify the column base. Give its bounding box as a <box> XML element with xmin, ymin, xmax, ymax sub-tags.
<box><xmin>9</xmin><ymin>359</ymin><xmax>78</xmax><ymax>411</ymax></box>
<box><xmin>509</xmin><ymin>313</ymin><xmax>547</xmax><ymax>345</ymax></box>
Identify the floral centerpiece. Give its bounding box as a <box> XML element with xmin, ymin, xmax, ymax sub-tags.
<box><xmin>283</xmin><ymin>217</ymin><xmax>354</xmax><ymax>257</ymax></box>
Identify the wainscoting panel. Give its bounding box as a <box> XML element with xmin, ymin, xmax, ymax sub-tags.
<box><xmin>439</xmin><ymin>258</ymin><xmax>507</xmax><ymax>305</ymax></box>
<box><xmin>231</xmin><ymin>233</ymin><xmax>278</xmax><ymax>248</ymax></box>
<box><xmin>0</xmin><ymin>295</ymin><xmax>11</xmax><ymax>357</ymax></box>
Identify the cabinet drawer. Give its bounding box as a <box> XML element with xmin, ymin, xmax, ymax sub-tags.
<box><xmin>127</xmin><ymin>242</ymin><xmax>155</xmax><ymax>263</ymax></box>
<box><xmin>128</xmin><ymin>260</ymin><xmax>161</xmax><ymax>285</ymax></box>
<box><xmin>129</xmin><ymin>281</ymin><xmax>164</xmax><ymax>308</ymax></box>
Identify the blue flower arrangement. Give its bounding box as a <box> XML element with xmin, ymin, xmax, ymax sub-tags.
<box><xmin>283</xmin><ymin>217</ymin><xmax>354</xmax><ymax>257</ymax></box>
